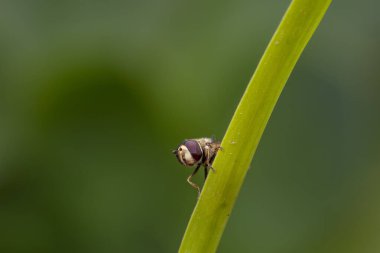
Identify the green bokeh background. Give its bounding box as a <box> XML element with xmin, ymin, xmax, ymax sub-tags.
<box><xmin>1</xmin><ymin>1</ymin><xmax>379</xmax><ymax>252</ymax></box>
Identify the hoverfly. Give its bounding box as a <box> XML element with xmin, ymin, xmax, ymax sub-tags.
<box><xmin>172</xmin><ymin>137</ymin><xmax>222</xmax><ymax>196</ymax></box>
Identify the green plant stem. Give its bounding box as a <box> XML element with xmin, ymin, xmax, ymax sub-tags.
<box><xmin>178</xmin><ymin>0</ymin><xmax>332</xmax><ymax>252</ymax></box>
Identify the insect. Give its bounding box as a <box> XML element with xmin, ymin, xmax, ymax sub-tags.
<box><xmin>172</xmin><ymin>137</ymin><xmax>222</xmax><ymax>196</ymax></box>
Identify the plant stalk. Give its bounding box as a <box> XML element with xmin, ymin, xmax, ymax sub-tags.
<box><xmin>179</xmin><ymin>0</ymin><xmax>332</xmax><ymax>252</ymax></box>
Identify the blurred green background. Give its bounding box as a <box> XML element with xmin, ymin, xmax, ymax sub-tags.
<box><xmin>0</xmin><ymin>0</ymin><xmax>379</xmax><ymax>252</ymax></box>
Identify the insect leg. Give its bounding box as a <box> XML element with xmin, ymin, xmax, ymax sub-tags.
<box><xmin>187</xmin><ymin>164</ymin><xmax>201</xmax><ymax>197</ymax></box>
<box><xmin>204</xmin><ymin>146</ymin><xmax>217</xmax><ymax>173</ymax></box>
<box><xmin>204</xmin><ymin>167</ymin><xmax>208</xmax><ymax>179</ymax></box>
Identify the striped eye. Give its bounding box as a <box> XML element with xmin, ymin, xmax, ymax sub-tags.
<box><xmin>183</xmin><ymin>140</ymin><xmax>202</xmax><ymax>162</ymax></box>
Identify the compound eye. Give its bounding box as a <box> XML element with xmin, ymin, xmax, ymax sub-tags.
<box><xmin>184</xmin><ymin>140</ymin><xmax>202</xmax><ymax>162</ymax></box>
